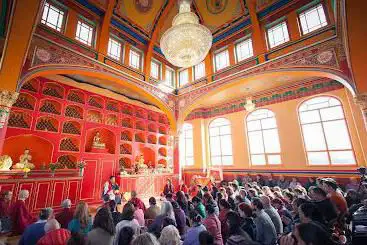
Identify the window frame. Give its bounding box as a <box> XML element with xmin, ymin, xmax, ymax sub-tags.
<box><xmin>266</xmin><ymin>20</ymin><xmax>290</xmax><ymax>49</ymax></box>
<box><xmin>129</xmin><ymin>47</ymin><xmax>143</xmax><ymax>70</ymax></box>
<box><xmin>193</xmin><ymin>62</ymin><xmax>206</xmax><ymax>80</ymax></box>
<box><xmin>75</xmin><ymin>17</ymin><xmax>96</xmax><ymax>47</ymax></box>
<box><xmin>298</xmin><ymin>96</ymin><xmax>356</xmax><ymax>166</ymax></box>
<box><xmin>213</xmin><ymin>48</ymin><xmax>230</xmax><ymax>72</ymax></box>
<box><xmin>180</xmin><ymin>123</ymin><xmax>194</xmax><ymax>167</ymax></box>
<box><xmin>41</xmin><ymin>1</ymin><xmax>67</xmax><ymax>32</ymax></box>
<box><xmin>298</xmin><ymin>3</ymin><xmax>328</xmax><ymax>35</ymax></box>
<box><xmin>165</xmin><ymin>66</ymin><xmax>176</xmax><ymax>88</ymax></box>
<box><xmin>107</xmin><ymin>35</ymin><xmax>124</xmax><ymax>62</ymax></box>
<box><xmin>246</xmin><ymin>109</ymin><xmax>282</xmax><ymax>166</ymax></box>
<box><xmin>208</xmin><ymin>118</ymin><xmax>234</xmax><ymax>166</ymax></box>
<box><xmin>235</xmin><ymin>37</ymin><xmax>254</xmax><ymax>63</ymax></box>
<box><xmin>179</xmin><ymin>69</ymin><xmax>189</xmax><ymax>87</ymax></box>
<box><xmin>150</xmin><ymin>59</ymin><xmax>162</xmax><ymax>80</ymax></box>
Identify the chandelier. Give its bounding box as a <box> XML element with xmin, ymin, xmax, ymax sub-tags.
<box><xmin>244</xmin><ymin>97</ymin><xmax>256</xmax><ymax>112</ymax></box>
<box><xmin>160</xmin><ymin>0</ymin><xmax>212</xmax><ymax>68</ymax></box>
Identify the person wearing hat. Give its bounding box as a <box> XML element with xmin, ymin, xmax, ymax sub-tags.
<box><xmin>322</xmin><ymin>178</ymin><xmax>347</xmax><ymax>215</ymax></box>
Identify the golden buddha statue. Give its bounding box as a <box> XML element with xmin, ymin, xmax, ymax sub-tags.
<box><xmin>13</xmin><ymin>149</ymin><xmax>35</xmax><ymax>169</ymax></box>
<box><xmin>92</xmin><ymin>132</ymin><xmax>106</xmax><ymax>149</ymax></box>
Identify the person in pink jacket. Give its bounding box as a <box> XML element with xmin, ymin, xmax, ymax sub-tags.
<box><xmin>203</xmin><ymin>203</ymin><xmax>223</xmax><ymax>245</ymax></box>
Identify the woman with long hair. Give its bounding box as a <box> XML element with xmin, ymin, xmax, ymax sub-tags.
<box><xmin>176</xmin><ymin>190</ymin><xmax>189</xmax><ymax>214</ymax></box>
<box><xmin>68</xmin><ymin>201</ymin><xmax>92</xmax><ymax>236</ymax></box>
<box><xmin>114</xmin><ymin>202</ymin><xmax>140</xmax><ymax>245</ymax></box>
<box><xmin>87</xmin><ymin>207</ymin><xmax>115</xmax><ymax>245</ymax></box>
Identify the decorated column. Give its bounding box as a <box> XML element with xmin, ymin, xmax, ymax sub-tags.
<box><xmin>354</xmin><ymin>93</ymin><xmax>367</xmax><ymax>129</ymax></box>
<box><xmin>0</xmin><ymin>90</ymin><xmax>19</xmax><ymax>154</ymax></box>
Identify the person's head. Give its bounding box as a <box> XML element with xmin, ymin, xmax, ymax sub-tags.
<box><xmin>165</xmin><ymin>193</ymin><xmax>173</xmax><ymax>201</ymax></box>
<box><xmin>118</xmin><ymin>226</ymin><xmax>135</xmax><ymax>245</ymax></box>
<box><xmin>292</xmin><ymin>198</ymin><xmax>308</xmax><ymax>214</ymax></box>
<box><xmin>271</xmin><ymin>198</ymin><xmax>284</xmax><ymax>210</ymax></box>
<box><xmin>176</xmin><ymin>190</ymin><xmax>186</xmax><ymax>203</ymax></box>
<box><xmin>238</xmin><ymin>202</ymin><xmax>253</xmax><ymax>218</ymax></box>
<box><xmin>298</xmin><ymin>203</ymin><xmax>323</xmax><ymax>224</ymax></box>
<box><xmin>308</xmin><ymin>177</ymin><xmax>315</xmax><ymax>182</ymax></box>
<box><xmin>248</xmin><ymin>188</ymin><xmax>258</xmax><ymax>198</ymax></box>
<box><xmin>192</xmin><ymin>196</ymin><xmax>202</xmax><ymax>207</ymax></box>
<box><xmin>171</xmin><ymin>201</ymin><xmax>180</xmax><ymax>210</ymax></box>
<box><xmin>24</xmin><ymin>149</ymin><xmax>30</xmax><ymax>154</ymax></box>
<box><xmin>149</xmin><ymin>197</ymin><xmax>157</xmax><ymax>206</ymax></box>
<box><xmin>122</xmin><ymin>202</ymin><xmax>135</xmax><ymax>221</ymax></box>
<box><xmin>279</xmin><ymin>175</ymin><xmax>285</xmax><ymax>181</ymax></box>
<box><xmin>159</xmin><ymin>225</ymin><xmax>180</xmax><ymax>245</ymax></box>
<box><xmin>235</xmin><ymin>195</ymin><xmax>243</xmax><ymax>205</ymax></box>
<box><xmin>189</xmin><ymin>211</ymin><xmax>202</xmax><ymax>225</ymax></box>
<box><xmin>110</xmin><ymin>176</ymin><xmax>116</xmax><ymax>184</ymax></box>
<box><xmin>199</xmin><ymin>231</ymin><xmax>214</xmax><ymax>245</ymax></box>
<box><xmin>294</xmin><ymin>222</ymin><xmax>335</xmax><ymax>245</ymax></box>
<box><xmin>256</xmin><ymin>175</ymin><xmax>261</xmax><ymax>181</ymax></box>
<box><xmin>346</xmin><ymin>189</ymin><xmax>360</xmax><ymax>203</ymax></box>
<box><xmin>18</xmin><ymin>189</ymin><xmax>29</xmax><ymax>200</ymax></box>
<box><xmin>40</xmin><ymin>207</ymin><xmax>53</xmax><ymax>220</ymax></box>
<box><xmin>132</xmin><ymin>233</ymin><xmax>159</xmax><ymax>245</ymax></box>
<box><xmin>283</xmin><ymin>191</ymin><xmax>295</xmax><ymax>203</ymax></box>
<box><xmin>216</xmin><ymin>192</ymin><xmax>223</xmax><ymax>201</ymax></box>
<box><xmin>226</xmin><ymin>211</ymin><xmax>244</xmax><ymax>236</ymax></box>
<box><xmin>161</xmin><ymin>201</ymin><xmax>174</xmax><ymax>217</ymax></box>
<box><xmin>93</xmin><ymin>207</ymin><xmax>115</xmax><ymax>236</ymax></box>
<box><xmin>205</xmin><ymin>203</ymin><xmax>216</xmax><ymax>216</ymax></box>
<box><xmin>44</xmin><ymin>219</ymin><xmax>60</xmax><ymax>233</ymax></box>
<box><xmin>292</xmin><ymin>177</ymin><xmax>298</xmax><ymax>182</ymax></box>
<box><xmin>309</xmin><ymin>187</ymin><xmax>327</xmax><ymax>201</ymax></box>
<box><xmin>251</xmin><ymin>197</ymin><xmax>263</xmax><ymax>212</ymax></box>
<box><xmin>322</xmin><ymin>179</ymin><xmax>338</xmax><ymax>193</ymax></box>
<box><xmin>1</xmin><ymin>190</ymin><xmax>12</xmax><ymax>201</ymax></box>
<box><xmin>260</xmin><ymin>195</ymin><xmax>271</xmax><ymax>208</ymax></box>
<box><xmin>74</xmin><ymin>202</ymin><xmax>89</xmax><ymax>227</ymax></box>
<box><xmin>131</xmin><ymin>190</ymin><xmax>137</xmax><ymax>198</ymax></box>
<box><xmin>167</xmin><ymin>179</ymin><xmax>172</xmax><ymax>185</ymax></box>
<box><xmin>239</xmin><ymin>189</ymin><xmax>247</xmax><ymax>199</ymax></box>
<box><xmin>219</xmin><ymin>199</ymin><xmax>230</xmax><ymax>210</ymax></box>
<box><xmin>61</xmin><ymin>199</ymin><xmax>72</xmax><ymax>209</ymax></box>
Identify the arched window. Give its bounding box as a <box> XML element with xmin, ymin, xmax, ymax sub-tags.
<box><xmin>209</xmin><ymin>118</ymin><xmax>233</xmax><ymax>166</ymax></box>
<box><xmin>179</xmin><ymin>123</ymin><xmax>194</xmax><ymax>166</ymax></box>
<box><xmin>246</xmin><ymin>109</ymin><xmax>281</xmax><ymax>165</ymax></box>
<box><xmin>299</xmin><ymin>96</ymin><xmax>355</xmax><ymax>165</ymax></box>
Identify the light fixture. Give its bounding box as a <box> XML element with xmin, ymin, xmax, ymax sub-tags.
<box><xmin>160</xmin><ymin>0</ymin><xmax>212</xmax><ymax>68</ymax></box>
<box><xmin>244</xmin><ymin>97</ymin><xmax>255</xmax><ymax>112</ymax></box>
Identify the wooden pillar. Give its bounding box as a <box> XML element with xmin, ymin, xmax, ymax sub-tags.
<box><xmin>124</xmin><ymin>43</ymin><xmax>131</xmax><ymax>66</ymax></box>
<box><xmin>97</xmin><ymin>0</ymin><xmax>115</xmax><ymax>62</ymax></box>
<box><xmin>245</xmin><ymin>0</ymin><xmax>267</xmax><ymax>63</ymax></box>
<box><xmin>287</xmin><ymin>11</ymin><xmax>301</xmax><ymax>40</ymax></box>
<box><xmin>204</xmin><ymin>52</ymin><xmax>213</xmax><ymax>83</ymax></box>
<box><xmin>228</xmin><ymin>43</ymin><xmax>236</xmax><ymax>65</ymax></box>
<box><xmin>64</xmin><ymin>8</ymin><xmax>78</xmax><ymax>40</ymax></box>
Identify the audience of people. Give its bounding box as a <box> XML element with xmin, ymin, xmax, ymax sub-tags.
<box><xmin>2</xmin><ymin>174</ymin><xmax>366</xmax><ymax>245</ymax></box>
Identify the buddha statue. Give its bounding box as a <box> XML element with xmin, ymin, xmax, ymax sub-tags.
<box><xmin>92</xmin><ymin>132</ymin><xmax>106</xmax><ymax>149</ymax></box>
<box><xmin>12</xmin><ymin>149</ymin><xmax>35</xmax><ymax>169</ymax></box>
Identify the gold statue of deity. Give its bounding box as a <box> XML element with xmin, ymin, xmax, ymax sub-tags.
<box><xmin>12</xmin><ymin>149</ymin><xmax>35</xmax><ymax>169</ymax></box>
<box><xmin>92</xmin><ymin>132</ymin><xmax>106</xmax><ymax>149</ymax></box>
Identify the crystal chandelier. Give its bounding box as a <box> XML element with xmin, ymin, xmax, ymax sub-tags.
<box><xmin>160</xmin><ymin>0</ymin><xmax>212</xmax><ymax>68</ymax></box>
<box><xmin>244</xmin><ymin>97</ymin><xmax>255</xmax><ymax>112</ymax></box>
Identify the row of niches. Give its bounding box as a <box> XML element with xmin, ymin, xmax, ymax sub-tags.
<box><xmin>119</xmin><ymin>157</ymin><xmax>168</xmax><ymax>169</ymax></box>
<box><xmin>8</xmin><ymin>109</ymin><xmax>168</xmax><ymax>134</ymax></box>
<box><xmin>20</xmin><ymin>81</ymin><xmax>169</xmax><ymax>124</ymax></box>
<box><xmin>13</xmin><ymin>94</ymin><xmax>169</xmax><ymax>131</ymax></box>
<box><xmin>120</xmin><ymin>132</ymin><xmax>168</xmax><ymax>145</ymax></box>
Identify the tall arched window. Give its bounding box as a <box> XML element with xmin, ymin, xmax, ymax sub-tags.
<box><xmin>179</xmin><ymin>123</ymin><xmax>194</xmax><ymax>166</ymax></box>
<box><xmin>246</xmin><ymin>109</ymin><xmax>281</xmax><ymax>165</ymax></box>
<box><xmin>299</xmin><ymin>96</ymin><xmax>355</xmax><ymax>165</ymax></box>
<box><xmin>209</xmin><ymin>118</ymin><xmax>233</xmax><ymax>166</ymax></box>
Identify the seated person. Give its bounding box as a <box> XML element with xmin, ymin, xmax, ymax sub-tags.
<box><xmin>68</xmin><ymin>202</ymin><xmax>93</xmax><ymax>236</ymax></box>
<box><xmin>55</xmin><ymin>199</ymin><xmax>74</xmax><ymax>229</ymax></box>
<box><xmin>129</xmin><ymin>191</ymin><xmax>146</xmax><ymax>212</ymax></box>
<box><xmin>163</xmin><ymin>179</ymin><xmax>174</xmax><ymax>196</ymax></box>
<box><xmin>103</xmin><ymin>176</ymin><xmax>121</xmax><ymax>204</ymax></box>
<box><xmin>10</xmin><ymin>189</ymin><xmax>35</xmax><ymax>234</ymax></box>
<box><xmin>0</xmin><ymin>190</ymin><xmax>12</xmax><ymax>233</ymax></box>
<box><xmin>37</xmin><ymin>219</ymin><xmax>71</xmax><ymax>245</ymax></box>
<box><xmin>19</xmin><ymin>208</ymin><xmax>53</xmax><ymax>245</ymax></box>
<box><xmin>145</xmin><ymin>197</ymin><xmax>161</xmax><ymax>220</ymax></box>
<box><xmin>309</xmin><ymin>187</ymin><xmax>337</xmax><ymax>224</ymax></box>
<box><xmin>12</xmin><ymin>149</ymin><xmax>35</xmax><ymax>170</ymax></box>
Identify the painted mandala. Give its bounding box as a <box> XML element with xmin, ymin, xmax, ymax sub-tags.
<box><xmin>317</xmin><ymin>51</ymin><xmax>333</xmax><ymax>64</ymax></box>
<box><xmin>135</xmin><ymin>0</ymin><xmax>152</xmax><ymax>13</ymax></box>
<box><xmin>206</xmin><ymin>0</ymin><xmax>228</xmax><ymax>14</ymax></box>
<box><xmin>36</xmin><ymin>48</ymin><xmax>51</xmax><ymax>62</ymax></box>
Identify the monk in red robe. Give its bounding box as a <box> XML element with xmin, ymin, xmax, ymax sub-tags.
<box><xmin>163</xmin><ymin>178</ymin><xmax>174</xmax><ymax>196</ymax></box>
<box><xmin>10</xmin><ymin>190</ymin><xmax>35</xmax><ymax>234</ymax></box>
<box><xmin>0</xmin><ymin>190</ymin><xmax>13</xmax><ymax>232</ymax></box>
<box><xmin>129</xmin><ymin>190</ymin><xmax>146</xmax><ymax>212</ymax></box>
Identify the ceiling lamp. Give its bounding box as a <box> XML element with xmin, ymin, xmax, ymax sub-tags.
<box><xmin>160</xmin><ymin>0</ymin><xmax>212</xmax><ymax>68</ymax></box>
<box><xmin>244</xmin><ymin>97</ymin><xmax>255</xmax><ymax>112</ymax></box>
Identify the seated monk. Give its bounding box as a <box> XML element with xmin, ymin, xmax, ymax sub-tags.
<box><xmin>12</xmin><ymin>149</ymin><xmax>35</xmax><ymax>169</ymax></box>
<box><xmin>163</xmin><ymin>179</ymin><xmax>174</xmax><ymax>196</ymax></box>
<box><xmin>10</xmin><ymin>189</ymin><xmax>36</xmax><ymax>234</ymax></box>
<box><xmin>130</xmin><ymin>191</ymin><xmax>146</xmax><ymax>212</ymax></box>
<box><xmin>92</xmin><ymin>132</ymin><xmax>106</xmax><ymax>149</ymax></box>
<box><xmin>0</xmin><ymin>190</ymin><xmax>13</xmax><ymax>232</ymax></box>
<box><xmin>103</xmin><ymin>176</ymin><xmax>122</xmax><ymax>204</ymax></box>
<box><xmin>55</xmin><ymin>199</ymin><xmax>74</xmax><ymax>229</ymax></box>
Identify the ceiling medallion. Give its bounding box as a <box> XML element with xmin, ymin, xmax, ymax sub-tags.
<box><xmin>160</xmin><ymin>0</ymin><xmax>213</xmax><ymax>68</ymax></box>
<box><xmin>135</xmin><ymin>0</ymin><xmax>152</xmax><ymax>13</ymax></box>
<box><xmin>206</xmin><ymin>0</ymin><xmax>228</xmax><ymax>14</ymax></box>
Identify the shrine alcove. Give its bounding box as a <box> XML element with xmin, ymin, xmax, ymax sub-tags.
<box><xmin>85</xmin><ymin>128</ymin><xmax>116</xmax><ymax>154</ymax></box>
<box><xmin>138</xmin><ymin>146</ymin><xmax>156</xmax><ymax>168</ymax></box>
<box><xmin>2</xmin><ymin>135</ymin><xmax>53</xmax><ymax>168</ymax></box>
